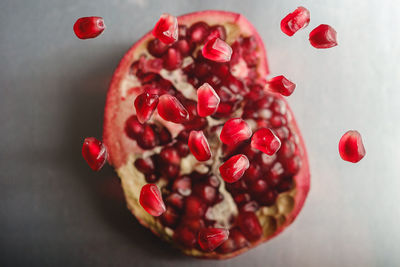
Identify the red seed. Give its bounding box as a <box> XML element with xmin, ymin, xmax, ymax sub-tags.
<box><xmin>198</xmin><ymin>228</ymin><xmax>229</xmax><ymax>252</ymax></box>
<box><xmin>134</xmin><ymin>157</ymin><xmax>155</xmax><ymax>175</ymax></box>
<box><xmin>172</xmin><ymin>176</ymin><xmax>192</xmax><ymax>196</ymax></box>
<box><xmin>125</xmin><ymin>115</ymin><xmax>144</xmax><ymax>140</ymax></box>
<box><xmin>202</xmin><ymin>37</ymin><xmax>233</xmax><ymax>62</ymax></box>
<box><xmin>192</xmin><ymin>183</ymin><xmax>217</xmax><ymax>204</ymax></box>
<box><xmin>197</xmin><ymin>83</ymin><xmax>220</xmax><ymax>117</ymax></box>
<box><xmin>159</xmin><ymin>206</ymin><xmax>179</xmax><ymax>228</ymax></box>
<box><xmin>309</xmin><ymin>24</ymin><xmax>338</xmax><ymax>49</ymax></box>
<box><xmin>185</xmin><ymin>196</ymin><xmax>207</xmax><ymax>218</ymax></box>
<box><xmin>237</xmin><ymin>212</ymin><xmax>262</xmax><ymax>241</ymax></box>
<box><xmin>147</xmin><ymin>38</ymin><xmax>169</xmax><ymax>57</ymax></box>
<box><xmin>251</xmin><ymin>128</ymin><xmax>282</xmax><ymax>155</ymax></box>
<box><xmin>173</xmin><ymin>227</ymin><xmax>197</xmax><ymax>248</ymax></box>
<box><xmin>162</xmin><ymin>48</ymin><xmax>182</xmax><ymax>70</ymax></box>
<box><xmin>166</xmin><ymin>193</ymin><xmax>184</xmax><ymax>210</ymax></box>
<box><xmin>267</xmin><ymin>75</ymin><xmax>296</xmax><ymax>97</ymax></box>
<box><xmin>139</xmin><ymin>184</ymin><xmax>166</xmax><ymax>216</ymax></box>
<box><xmin>187</xmin><ymin>22</ymin><xmax>210</xmax><ymax>43</ymax></box>
<box><xmin>82</xmin><ymin>137</ymin><xmax>107</xmax><ymax>171</ymax></box>
<box><xmin>157</xmin><ymin>94</ymin><xmax>189</xmax><ymax>123</ymax></box>
<box><xmin>188</xmin><ymin>130</ymin><xmax>212</xmax><ymax>161</ymax></box>
<box><xmin>280</xmin><ymin>7</ymin><xmax>310</xmax><ymax>36</ymax></box>
<box><xmin>220</xmin><ymin>118</ymin><xmax>252</xmax><ymax>146</ymax></box>
<box><xmin>134</xmin><ymin>93</ymin><xmax>159</xmax><ymax>123</ymax></box>
<box><xmin>136</xmin><ymin>124</ymin><xmax>158</xmax><ymax>149</ymax></box>
<box><xmin>338</xmin><ymin>130</ymin><xmax>366</xmax><ymax>163</ymax></box>
<box><xmin>73</xmin><ymin>17</ymin><xmax>105</xmax><ymax>39</ymax></box>
<box><xmin>152</xmin><ymin>13</ymin><xmax>178</xmax><ymax>44</ymax></box>
<box><xmin>219</xmin><ymin>154</ymin><xmax>250</xmax><ymax>183</ymax></box>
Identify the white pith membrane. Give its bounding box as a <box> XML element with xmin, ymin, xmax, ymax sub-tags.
<box><xmin>104</xmin><ymin>11</ymin><xmax>310</xmax><ymax>259</ymax></box>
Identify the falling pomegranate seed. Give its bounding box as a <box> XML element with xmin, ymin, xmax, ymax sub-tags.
<box><xmin>280</xmin><ymin>7</ymin><xmax>310</xmax><ymax>36</ymax></box>
<box><xmin>197</xmin><ymin>83</ymin><xmax>220</xmax><ymax>117</ymax></box>
<box><xmin>202</xmin><ymin>37</ymin><xmax>233</xmax><ymax>63</ymax></box>
<box><xmin>139</xmin><ymin>184</ymin><xmax>166</xmax><ymax>216</ymax></box>
<box><xmin>339</xmin><ymin>130</ymin><xmax>366</xmax><ymax>163</ymax></box>
<box><xmin>267</xmin><ymin>75</ymin><xmax>296</xmax><ymax>97</ymax></box>
<box><xmin>309</xmin><ymin>24</ymin><xmax>338</xmax><ymax>49</ymax></box>
<box><xmin>73</xmin><ymin>17</ymin><xmax>105</xmax><ymax>39</ymax></box>
<box><xmin>82</xmin><ymin>137</ymin><xmax>107</xmax><ymax>171</ymax></box>
<box><xmin>251</xmin><ymin>128</ymin><xmax>281</xmax><ymax>155</ymax></box>
<box><xmin>157</xmin><ymin>94</ymin><xmax>189</xmax><ymax>123</ymax></box>
<box><xmin>219</xmin><ymin>154</ymin><xmax>250</xmax><ymax>183</ymax></box>
<box><xmin>188</xmin><ymin>130</ymin><xmax>212</xmax><ymax>161</ymax></box>
<box><xmin>198</xmin><ymin>228</ymin><xmax>230</xmax><ymax>252</ymax></box>
<box><xmin>220</xmin><ymin>118</ymin><xmax>252</xmax><ymax>146</ymax></box>
<box><xmin>134</xmin><ymin>93</ymin><xmax>159</xmax><ymax>123</ymax></box>
<box><xmin>152</xmin><ymin>13</ymin><xmax>178</xmax><ymax>44</ymax></box>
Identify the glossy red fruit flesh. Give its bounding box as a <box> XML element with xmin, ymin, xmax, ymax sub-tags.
<box><xmin>197</xmin><ymin>83</ymin><xmax>220</xmax><ymax>117</ymax></box>
<box><xmin>188</xmin><ymin>130</ymin><xmax>212</xmax><ymax>161</ymax></box>
<box><xmin>220</xmin><ymin>118</ymin><xmax>252</xmax><ymax>146</ymax></box>
<box><xmin>73</xmin><ymin>17</ymin><xmax>105</xmax><ymax>39</ymax></box>
<box><xmin>82</xmin><ymin>137</ymin><xmax>107</xmax><ymax>171</ymax></box>
<box><xmin>202</xmin><ymin>37</ymin><xmax>233</xmax><ymax>62</ymax></box>
<box><xmin>198</xmin><ymin>228</ymin><xmax>230</xmax><ymax>251</ymax></box>
<box><xmin>152</xmin><ymin>13</ymin><xmax>178</xmax><ymax>44</ymax></box>
<box><xmin>339</xmin><ymin>130</ymin><xmax>366</xmax><ymax>163</ymax></box>
<box><xmin>139</xmin><ymin>184</ymin><xmax>166</xmax><ymax>216</ymax></box>
<box><xmin>134</xmin><ymin>93</ymin><xmax>159</xmax><ymax>123</ymax></box>
<box><xmin>280</xmin><ymin>7</ymin><xmax>310</xmax><ymax>36</ymax></box>
<box><xmin>309</xmin><ymin>24</ymin><xmax>338</xmax><ymax>49</ymax></box>
<box><xmin>103</xmin><ymin>10</ymin><xmax>310</xmax><ymax>260</ymax></box>
<box><xmin>251</xmin><ymin>128</ymin><xmax>281</xmax><ymax>155</ymax></box>
<box><xmin>219</xmin><ymin>154</ymin><xmax>250</xmax><ymax>183</ymax></box>
<box><xmin>267</xmin><ymin>75</ymin><xmax>296</xmax><ymax>97</ymax></box>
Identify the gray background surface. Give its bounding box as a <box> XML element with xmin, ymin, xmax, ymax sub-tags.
<box><xmin>1</xmin><ymin>0</ymin><xmax>399</xmax><ymax>266</ymax></box>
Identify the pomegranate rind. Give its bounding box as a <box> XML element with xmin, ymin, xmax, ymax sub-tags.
<box><xmin>103</xmin><ymin>10</ymin><xmax>309</xmax><ymax>260</ymax></box>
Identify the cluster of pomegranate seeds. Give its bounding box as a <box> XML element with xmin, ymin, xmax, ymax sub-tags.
<box><xmin>188</xmin><ymin>130</ymin><xmax>212</xmax><ymax>161</ymax></box>
<box><xmin>202</xmin><ymin>37</ymin><xmax>233</xmax><ymax>62</ymax></box>
<box><xmin>220</xmin><ymin>118</ymin><xmax>252</xmax><ymax>146</ymax></box>
<box><xmin>219</xmin><ymin>154</ymin><xmax>250</xmax><ymax>183</ymax></box>
<box><xmin>309</xmin><ymin>24</ymin><xmax>338</xmax><ymax>49</ymax></box>
<box><xmin>281</xmin><ymin>7</ymin><xmax>310</xmax><ymax>36</ymax></box>
<box><xmin>73</xmin><ymin>17</ymin><xmax>105</xmax><ymax>39</ymax></box>
<box><xmin>152</xmin><ymin>13</ymin><xmax>178</xmax><ymax>44</ymax></box>
<box><xmin>197</xmin><ymin>83</ymin><xmax>220</xmax><ymax>117</ymax></box>
<box><xmin>134</xmin><ymin>93</ymin><xmax>159</xmax><ymax>123</ymax></box>
<box><xmin>82</xmin><ymin>137</ymin><xmax>107</xmax><ymax>171</ymax></box>
<box><xmin>139</xmin><ymin>184</ymin><xmax>166</xmax><ymax>216</ymax></box>
<box><xmin>251</xmin><ymin>128</ymin><xmax>281</xmax><ymax>155</ymax></box>
<box><xmin>339</xmin><ymin>130</ymin><xmax>366</xmax><ymax>163</ymax></box>
<box><xmin>267</xmin><ymin>75</ymin><xmax>296</xmax><ymax>97</ymax></box>
<box><xmin>198</xmin><ymin>228</ymin><xmax>229</xmax><ymax>252</ymax></box>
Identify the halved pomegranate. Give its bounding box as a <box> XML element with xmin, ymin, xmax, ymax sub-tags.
<box><xmin>103</xmin><ymin>10</ymin><xmax>310</xmax><ymax>259</ymax></box>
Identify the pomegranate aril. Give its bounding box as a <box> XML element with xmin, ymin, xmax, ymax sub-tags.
<box><xmin>162</xmin><ymin>162</ymin><xmax>180</xmax><ymax>179</ymax></box>
<box><xmin>73</xmin><ymin>17</ymin><xmax>105</xmax><ymax>39</ymax></box>
<box><xmin>237</xmin><ymin>212</ymin><xmax>262</xmax><ymax>241</ymax></box>
<box><xmin>267</xmin><ymin>75</ymin><xmax>296</xmax><ymax>97</ymax></box>
<box><xmin>193</xmin><ymin>184</ymin><xmax>217</xmax><ymax>204</ymax></box>
<box><xmin>147</xmin><ymin>38</ymin><xmax>169</xmax><ymax>57</ymax></box>
<box><xmin>152</xmin><ymin>13</ymin><xmax>178</xmax><ymax>44</ymax></box>
<box><xmin>251</xmin><ymin>128</ymin><xmax>282</xmax><ymax>156</ymax></box>
<box><xmin>134</xmin><ymin>157</ymin><xmax>155</xmax><ymax>175</ymax></box>
<box><xmin>309</xmin><ymin>24</ymin><xmax>338</xmax><ymax>49</ymax></box>
<box><xmin>241</xmin><ymin>201</ymin><xmax>259</xmax><ymax>212</ymax></box>
<box><xmin>185</xmin><ymin>196</ymin><xmax>207</xmax><ymax>218</ymax></box>
<box><xmin>243</xmin><ymin>164</ymin><xmax>262</xmax><ymax>184</ymax></box>
<box><xmin>278</xmin><ymin>139</ymin><xmax>295</xmax><ymax>159</ymax></box>
<box><xmin>172</xmin><ymin>175</ymin><xmax>192</xmax><ymax>196</ymax></box>
<box><xmin>163</xmin><ymin>48</ymin><xmax>182</xmax><ymax>70</ymax></box>
<box><xmin>134</xmin><ymin>93</ymin><xmax>159</xmax><ymax>123</ymax></box>
<box><xmin>188</xmin><ymin>21</ymin><xmax>210</xmax><ymax>43</ymax></box>
<box><xmin>175</xmin><ymin>141</ymin><xmax>190</xmax><ymax>157</ymax></box>
<box><xmin>188</xmin><ymin>130</ymin><xmax>212</xmax><ymax>161</ymax></box>
<box><xmin>174</xmin><ymin>39</ymin><xmax>192</xmax><ymax>56</ymax></box>
<box><xmin>219</xmin><ymin>154</ymin><xmax>250</xmax><ymax>183</ymax></box>
<box><xmin>173</xmin><ymin>227</ymin><xmax>197</xmax><ymax>248</ymax></box>
<box><xmin>193</xmin><ymin>62</ymin><xmax>211</xmax><ymax>78</ymax></box>
<box><xmin>160</xmin><ymin>146</ymin><xmax>180</xmax><ymax>165</ymax></box>
<box><xmin>136</xmin><ymin>124</ymin><xmax>158</xmax><ymax>149</ymax></box>
<box><xmin>157</xmin><ymin>94</ymin><xmax>189</xmax><ymax>123</ymax></box>
<box><xmin>181</xmin><ymin>218</ymin><xmax>205</xmax><ymax>231</ymax></box>
<box><xmin>234</xmin><ymin>193</ymin><xmax>251</xmax><ymax>205</ymax></box>
<box><xmin>166</xmin><ymin>193</ymin><xmax>184</xmax><ymax>210</ymax></box>
<box><xmin>82</xmin><ymin>137</ymin><xmax>107</xmax><ymax>171</ymax></box>
<box><xmin>139</xmin><ymin>184</ymin><xmax>166</xmax><ymax>216</ymax></box>
<box><xmin>157</xmin><ymin>126</ymin><xmax>172</xmax><ymax>145</ymax></box>
<box><xmin>205</xmin><ymin>175</ymin><xmax>220</xmax><ymax>188</ymax></box>
<box><xmin>217</xmin><ymin>238</ymin><xmax>236</xmax><ymax>254</ymax></box>
<box><xmin>220</xmin><ymin>118</ymin><xmax>252</xmax><ymax>146</ymax></box>
<box><xmin>202</xmin><ymin>37</ymin><xmax>233</xmax><ymax>62</ymax></box>
<box><xmin>257</xmin><ymin>189</ymin><xmax>278</xmax><ymax>206</ymax></box>
<box><xmin>125</xmin><ymin>115</ymin><xmax>144</xmax><ymax>140</ymax></box>
<box><xmin>280</xmin><ymin>6</ymin><xmax>310</xmax><ymax>36</ymax></box>
<box><xmin>230</xmin><ymin>228</ymin><xmax>250</xmax><ymax>250</ymax></box>
<box><xmin>160</xmin><ymin>206</ymin><xmax>179</xmax><ymax>228</ymax></box>
<box><xmin>198</xmin><ymin>228</ymin><xmax>229</xmax><ymax>252</ymax></box>
<box><xmin>207</xmin><ymin>25</ymin><xmax>227</xmax><ymax>41</ymax></box>
<box><xmin>249</xmin><ymin>179</ymin><xmax>268</xmax><ymax>195</ymax></box>
<box><xmin>339</xmin><ymin>130</ymin><xmax>366</xmax><ymax>163</ymax></box>
<box><xmin>284</xmin><ymin>155</ymin><xmax>302</xmax><ymax>175</ymax></box>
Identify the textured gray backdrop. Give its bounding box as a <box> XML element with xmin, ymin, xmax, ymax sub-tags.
<box><xmin>1</xmin><ymin>0</ymin><xmax>399</xmax><ymax>266</ymax></box>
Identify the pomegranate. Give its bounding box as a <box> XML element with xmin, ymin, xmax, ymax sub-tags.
<box><xmin>103</xmin><ymin>10</ymin><xmax>310</xmax><ymax>259</ymax></box>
